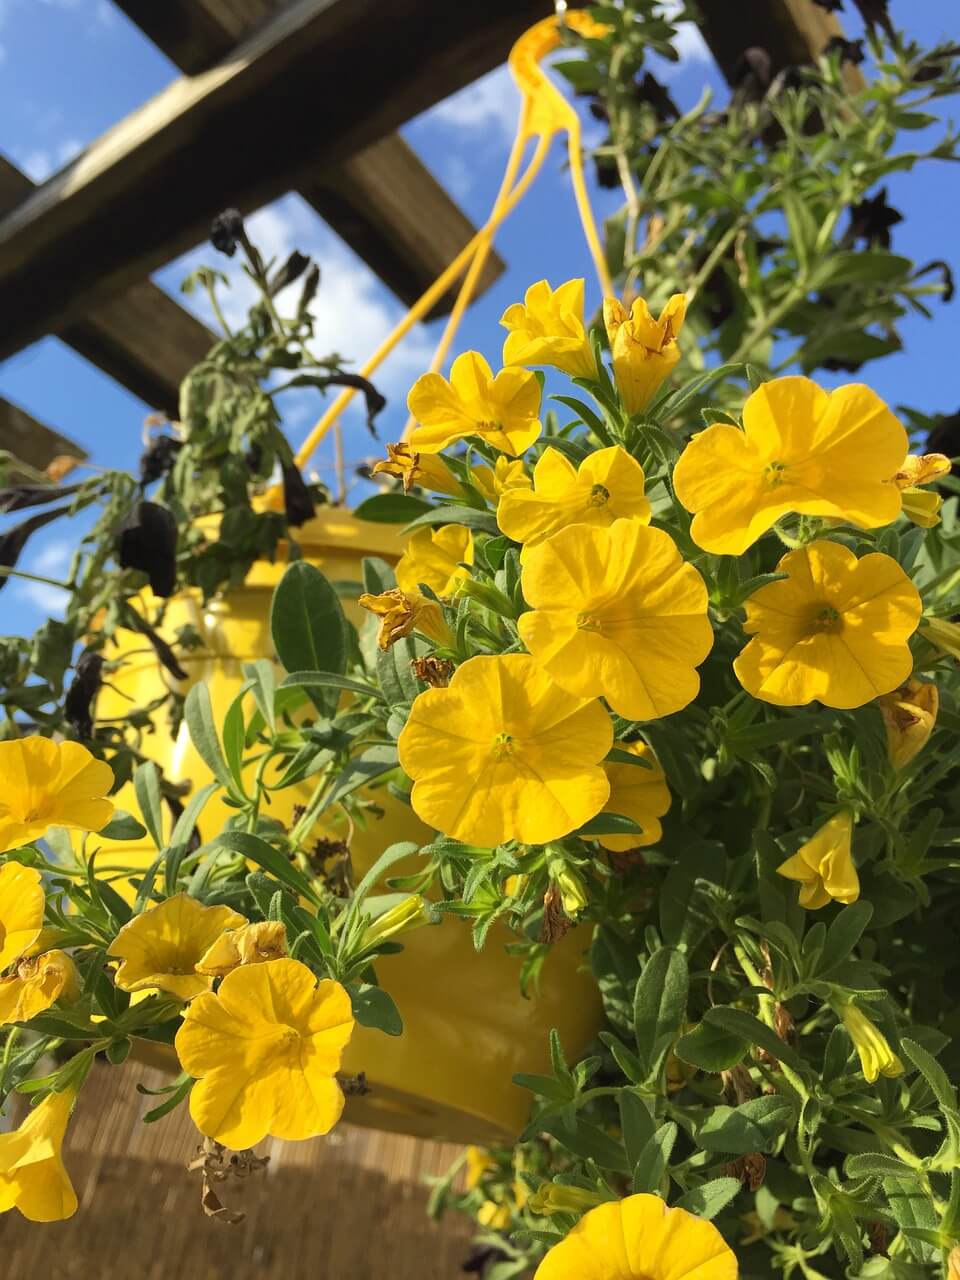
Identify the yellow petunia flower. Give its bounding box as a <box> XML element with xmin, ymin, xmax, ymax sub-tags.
<box><xmin>877</xmin><ymin>678</ymin><xmax>938</xmax><ymax>769</ymax></box>
<box><xmin>0</xmin><ymin>862</ymin><xmax>45</xmax><ymax>969</ymax></box>
<box><xmin>0</xmin><ymin>738</ymin><xmax>114</xmax><ymax>853</ymax></box>
<box><xmin>108</xmin><ymin>893</ymin><xmax>246</xmax><ymax>1001</ymax></box>
<box><xmin>777</xmin><ymin>812</ymin><xmax>859</xmax><ymax>909</ymax></box>
<box><xmin>497</xmin><ymin>446</ymin><xmax>651</xmax><ymax>560</ymax></box>
<box><xmin>397</xmin><ymin>654</ymin><xmax>612</xmax><ymax>847</ymax></box>
<box><xmin>470</xmin><ymin>455</ymin><xmax>532</xmax><ymax>503</ymax></box>
<box><xmin>370</xmin><ymin>442</ymin><xmax>464</xmax><ymax>496</ymax></box>
<box><xmin>358</xmin><ymin>587</ymin><xmax>451</xmax><ymax>651</ymax></box>
<box><xmin>840</xmin><ymin>1003</ymin><xmax>903</xmax><ymax>1083</ymax></box>
<box><xmin>603</xmin><ymin>294</ymin><xmax>687</xmax><ymax>416</ymax></box>
<box><xmin>734</xmin><ymin>540</ymin><xmax>921</xmax><ymax>708</ymax></box>
<box><xmin>175</xmin><ymin>957</ymin><xmax>354</xmax><ymax>1150</ymax></box>
<box><xmin>518</xmin><ymin>519</ymin><xmax>713</xmax><ymax>721</ymax></box>
<box><xmin>534</xmin><ymin>1193</ymin><xmax>737</xmax><ymax>1280</ymax></box>
<box><xmin>465</xmin><ymin>1145</ymin><xmax>497</xmax><ymax>1190</ymax></box>
<box><xmin>407</xmin><ymin>351</ymin><xmax>541</xmax><ymax>457</ymax></box>
<box><xmin>673</xmin><ymin>378</ymin><xmax>908</xmax><ymax>555</ymax></box>
<box><xmin>395</xmin><ymin>524</ymin><xmax>474</xmax><ymax>599</ymax></box>
<box><xmin>0</xmin><ymin>951</ymin><xmax>80</xmax><ymax>1026</ymax></box>
<box><xmin>893</xmin><ymin>452</ymin><xmax>951</xmax><ymax>488</ymax></box>
<box><xmin>0</xmin><ymin>1088</ymin><xmax>78</xmax><ymax>1222</ymax></box>
<box><xmin>500</xmin><ymin>278</ymin><xmax>597</xmax><ymax>379</ymax></box>
<box><xmin>598</xmin><ymin>742</ymin><xmax>671</xmax><ymax>853</ymax></box>
<box><xmin>899</xmin><ymin>487</ymin><xmax>943</xmax><ymax>528</ymax></box>
<box><xmin>195</xmin><ymin>921</ymin><xmax>287</xmax><ymax>979</ymax></box>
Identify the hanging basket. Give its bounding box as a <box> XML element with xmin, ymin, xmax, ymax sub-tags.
<box><xmin>97</xmin><ymin>508</ymin><xmax>603</xmax><ymax>1145</ymax></box>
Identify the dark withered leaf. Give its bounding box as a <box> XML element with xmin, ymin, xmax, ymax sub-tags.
<box><xmin>0</xmin><ymin>482</ymin><xmax>83</xmax><ymax>514</ymax></box>
<box><xmin>0</xmin><ymin>506</ymin><xmax>70</xmax><ymax>593</ymax></box>
<box><xmin>64</xmin><ymin>652</ymin><xmax>105</xmax><ymax>739</ymax></box>
<box><xmin>822</xmin><ymin>36</ymin><xmax>866</xmax><ymax>65</ymax></box>
<box><xmin>139</xmin><ymin>436</ymin><xmax>183</xmax><ymax>487</ymax></box>
<box><xmin>281</xmin><ymin>461</ymin><xmax>316</xmax><ymax>528</ymax></box>
<box><xmin>269</xmin><ymin>251</ymin><xmax>310</xmax><ymax>297</ymax></box>
<box><xmin>852</xmin><ymin>0</ymin><xmax>895</xmax><ymax>40</ymax></box>
<box><xmin>122</xmin><ymin>605</ymin><xmax>187</xmax><ymax>682</ymax></box>
<box><xmin>116</xmin><ymin>501</ymin><xmax>178</xmax><ymax>597</ymax></box>
<box><xmin>210</xmin><ymin>208</ymin><xmax>245</xmax><ymax>258</ymax></box>
<box><xmin>927</xmin><ymin>410</ymin><xmax>960</xmax><ymax>479</ymax></box>
<box><xmin>844</xmin><ymin>187</ymin><xmax>903</xmax><ymax>250</ymax></box>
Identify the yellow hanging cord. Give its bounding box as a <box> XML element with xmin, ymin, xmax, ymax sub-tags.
<box><xmin>293</xmin><ymin>10</ymin><xmax>612</xmax><ymax>475</ymax></box>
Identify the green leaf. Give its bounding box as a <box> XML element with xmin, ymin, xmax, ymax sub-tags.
<box><xmin>845</xmin><ymin>1153</ymin><xmax>924</xmax><ymax>1180</ymax></box>
<box><xmin>901</xmin><ymin>1038</ymin><xmax>959</xmax><ymax>1120</ymax></box>
<box><xmin>674</xmin><ymin>1177</ymin><xmax>742</xmax><ymax>1220</ymax></box>
<box><xmin>353</xmin><ymin>493</ymin><xmax>433</xmax><ymax>524</ymax></box>
<box><xmin>632</xmin><ymin>1122</ymin><xmax>677</xmax><ymax>1195</ymax></box>
<box><xmin>270</xmin><ymin>561</ymin><xmax>349</xmax><ymax>714</ymax></box>
<box><xmin>697</xmin><ymin>1096</ymin><xmax>795</xmax><ymax>1154</ymax></box>
<box><xmin>164</xmin><ymin>781</ymin><xmax>219</xmax><ymax>894</ymax></box>
<box><xmin>540</xmin><ymin>1115</ymin><xmax>630</xmax><ymax>1175</ymax></box>
<box><xmin>650</xmin><ymin>363</ymin><xmax>744</xmax><ymax>423</ymax></box>
<box><xmin>782</xmin><ymin>188</ymin><xmax>818</xmax><ymax>277</ymax></box>
<box><xmin>183</xmin><ymin>682</ymin><xmax>235</xmax><ymax>793</ymax></box>
<box><xmin>213</xmin><ymin>831</ymin><xmax>319</xmax><ymax>905</ymax></box>
<box><xmin>703</xmin><ymin>1006</ymin><xmax>808</xmax><ymax>1075</ymax></box>
<box><xmin>658</xmin><ymin>841</ymin><xmax>725</xmax><ymax>947</ymax></box>
<box><xmin>324</xmin><ymin>745</ymin><xmax>399</xmax><ymax>811</ymax></box>
<box><xmin>883</xmin><ymin>1175</ymin><xmax>940</xmax><ymax>1264</ymax></box>
<box><xmin>817</xmin><ymin>901</ymin><xmax>873</xmax><ymax>975</ymax></box>
<box><xmin>574</xmin><ymin>812</ymin><xmax>644</xmax><ymax>838</ymax></box>
<box><xmin>221</xmin><ymin>681</ymin><xmax>251</xmax><ymax>794</ymax></box>
<box><xmin>349</xmin><ymin>983</ymin><xmax>403</xmax><ymax>1036</ymax></box>
<box><xmin>810</xmin><ymin>251</ymin><xmax>913</xmax><ymax>289</ymax></box>
<box><xmin>633</xmin><ymin>948</ymin><xmax>689</xmax><ymax>1081</ymax></box>
<box><xmin>242</xmin><ymin>659</ymin><xmax>277</xmax><ymax>734</ymax></box>
<box><xmin>402</xmin><ymin>505</ymin><xmax>500</xmax><ymax>536</ymax></box>
<box><xmin>98</xmin><ymin>811</ymin><xmax>148</xmax><ymax>842</ymax></box>
<box><xmin>280</xmin><ymin>671</ymin><xmax>384</xmax><ymax>701</ymax></box>
<box><xmin>619</xmin><ymin>1090</ymin><xmax>655</xmax><ymax>1171</ymax></box>
<box><xmin>133</xmin><ymin>762</ymin><xmax>165</xmax><ymax>849</ymax></box>
<box><xmin>142</xmin><ymin>1073</ymin><xmax>192</xmax><ymax>1123</ymax></box>
<box><xmin>674</xmin><ymin>1020</ymin><xmax>748</xmax><ymax>1072</ymax></box>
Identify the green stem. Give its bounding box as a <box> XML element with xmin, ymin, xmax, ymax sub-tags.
<box><xmin>0</xmin><ymin>566</ymin><xmax>70</xmax><ymax>589</ymax></box>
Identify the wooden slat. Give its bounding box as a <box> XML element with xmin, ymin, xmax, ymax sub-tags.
<box><xmin>696</xmin><ymin>0</ymin><xmax>863</xmax><ymax>86</ymax></box>
<box><xmin>112</xmin><ymin>0</ymin><xmax>503</xmax><ymax>317</ymax></box>
<box><xmin>0</xmin><ymin>155</ymin><xmax>211</xmax><ymax>413</ymax></box>
<box><xmin>0</xmin><ymin>396</ymin><xmax>87</xmax><ymax>473</ymax></box>
<box><xmin>0</xmin><ymin>0</ymin><xmax>544</xmax><ymax>357</ymax></box>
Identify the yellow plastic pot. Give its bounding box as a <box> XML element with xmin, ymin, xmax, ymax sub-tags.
<box><xmin>97</xmin><ymin>508</ymin><xmax>602</xmax><ymax>1144</ymax></box>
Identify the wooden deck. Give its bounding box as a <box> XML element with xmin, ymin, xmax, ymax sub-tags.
<box><xmin>1</xmin><ymin>1061</ymin><xmax>474</xmax><ymax>1279</ymax></box>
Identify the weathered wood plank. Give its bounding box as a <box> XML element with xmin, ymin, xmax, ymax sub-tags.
<box><xmin>0</xmin><ymin>396</ymin><xmax>87</xmax><ymax>474</ymax></box>
<box><xmin>696</xmin><ymin>0</ymin><xmax>862</xmax><ymax>85</ymax></box>
<box><xmin>0</xmin><ymin>155</ymin><xmax>211</xmax><ymax>413</ymax></box>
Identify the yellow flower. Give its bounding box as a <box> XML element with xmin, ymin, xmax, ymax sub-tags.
<box><xmin>470</xmin><ymin>456</ymin><xmax>531</xmax><ymax>503</ymax></box>
<box><xmin>534</xmin><ymin>1193</ymin><xmax>737</xmax><ymax>1280</ymax></box>
<box><xmin>877</xmin><ymin>678</ymin><xmax>938</xmax><ymax>769</ymax></box>
<box><xmin>370</xmin><ymin>442</ymin><xmax>464</xmax><ymax>496</ymax></box>
<box><xmin>840</xmin><ymin>1004</ymin><xmax>903</xmax><ymax>1083</ymax></box>
<box><xmin>598</xmin><ymin>743</ymin><xmax>670</xmax><ymax>853</ymax></box>
<box><xmin>195</xmin><ymin>921</ymin><xmax>288</xmax><ymax>979</ymax></box>
<box><xmin>519</xmin><ymin>519</ymin><xmax>713</xmax><ymax>721</ymax></box>
<box><xmin>407</xmin><ymin>351</ymin><xmax>541</xmax><ymax>456</ymax></box>
<box><xmin>360</xmin><ymin>895</ymin><xmax>432</xmax><ymax>949</ymax></box>
<box><xmin>734</xmin><ymin>540</ymin><xmax>921</xmax><ymax>708</ymax></box>
<box><xmin>478</xmin><ymin>1200</ymin><xmax>513</xmax><ymax>1230</ymax></box>
<box><xmin>0</xmin><ymin>951</ymin><xmax>80</xmax><ymax>1026</ymax></box>
<box><xmin>358</xmin><ymin>587</ymin><xmax>451</xmax><ymax>651</ymax></box>
<box><xmin>0</xmin><ymin>738</ymin><xmax>114</xmax><ymax>853</ymax></box>
<box><xmin>108</xmin><ymin>893</ymin><xmax>246</xmax><ymax>1001</ymax></box>
<box><xmin>497</xmin><ymin>446</ymin><xmax>651</xmax><ymax>560</ymax></box>
<box><xmin>777</xmin><ymin>812</ymin><xmax>859</xmax><ymax>909</ymax></box>
<box><xmin>922</xmin><ymin>616</ymin><xmax>960</xmax><ymax>661</ymax></box>
<box><xmin>673</xmin><ymin>378</ymin><xmax>908</xmax><ymax>555</ymax></box>
<box><xmin>395</xmin><ymin>525</ymin><xmax>474</xmax><ymax>599</ymax></box>
<box><xmin>397</xmin><ymin>654</ymin><xmax>612</xmax><ymax>847</ymax></box>
<box><xmin>893</xmin><ymin>453</ymin><xmax>951</xmax><ymax>488</ymax></box>
<box><xmin>0</xmin><ymin>862</ymin><xmax>45</xmax><ymax>968</ymax></box>
<box><xmin>175</xmin><ymin>957</ymin><xmax>354</xmax><ymax>1149</ymax></box>
<box><xmin>900</xmin><ymin>487</ymin><xmax>942</xmax><ymax>528</ymax></box>
<box><xmin>0</xmin><ymin>1088</ymin><xmax>78</xmax><ymax>1222</ymax></box>
<box><xmin>465</xmin><ymin>1145</ymin><xmax>497</xmax><ymax>1190</ymax></box>
<box><xmin>500</xmin><ymin>278</ymin><xmax>597</xmax><ymax>379</ymax></box>
<box><xmin>603</xmin><ymin>294</ymin><xmax>687</xmax><ymax>415</ymax></box>
<box><xmin>530</xmin><ymin>1182</ymin><xmax>604</xmax><ymax>1217</ymax></box>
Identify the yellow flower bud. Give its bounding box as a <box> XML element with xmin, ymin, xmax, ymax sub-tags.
<box><xmin>528</xmin><ymin>1182</ymin><xmax>604</xmax><ymax>1217</ymax></box>
<box><xmin>477</xmin><ymin>1200</ymin><xmax>512</xmax><ymax>1230</ymax></box>
<box><xmin>360</xmin><ymin>895</ymin><xmax>432</xmax><ymax>950</ymax></box>
<box><xmin>900</xmin><ymin>486</ymin><xmax>943</xmax><ymax>528</ymax></box>
<box><xmin>551</xmin><ymin>865</ymin><xmax>588</xmax><ymax>917</ymax></box>
<box><xmin>840</xmin><ymin>1003</ymin><xmax>904</xmax><ymax>1083</ymax></box>
<box><xmin>922</xmin><ymin>616</ymin><xmax>960</xmax><ymax>662</ymax></box>
<box><xmin>877</xmin><ymin>678</ymin><xmax>938</xmax><ymax>768</ymax></box>
<box><xmin>777</xmin><ymin>812</ymin><xmax>859</xmax><ymax>910</ymax></box>
<box><xmin>603</xmin><ymin>293</ymin><xmax>686</xmax><ymax>415</ymax></box>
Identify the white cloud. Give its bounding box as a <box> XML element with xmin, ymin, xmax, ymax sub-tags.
<box><xmin>427</xmin><ymin>66</ymin><xmax>519</xmax><ymax>143</ymax></box>
<box><xmin>13</xmin><ymin>539</ymin><xmax>71</xmax><ymax>616</ymax></box>
<box><xmin>17</xmin><ymin>137</ymin><xmax>83</xmax><ymax>183</ymax></box>
<box><xmin>654</xmin><ymin>2</ymin><xmax>711</xmax><ymax>75</ymax></box>
<box><xmin>442</xmin><ymin>154</ymin><xmax>475</xmax><ymax>203</ymax></box>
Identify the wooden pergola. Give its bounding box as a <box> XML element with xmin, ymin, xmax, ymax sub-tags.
<box><xmin>0</xmin><ymin>0</ymin><xmax>850</xmax><ymax>475</ymax></box>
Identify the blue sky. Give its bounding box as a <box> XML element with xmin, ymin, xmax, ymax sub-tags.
<box><xmin>0</xmin><ymin>0</ymin><xmax>958</xmax><ymax>632</ymax></box>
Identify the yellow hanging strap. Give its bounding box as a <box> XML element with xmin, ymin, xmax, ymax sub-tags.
<box><xmin>294</xmin><ymin>10</ymin><xmax>611</xmax><ymax>474</ymax></box>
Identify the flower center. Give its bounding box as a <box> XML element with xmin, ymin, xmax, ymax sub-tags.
<box><xmin>809</xmin><ymin>604</ymin><xmax>843</xmax><ymax>634</ymax></box>
<box><xmin>492</xmin><ymin>732</ymin><xmax>515</xmax><ymax>758</ymax></box>
<box><xmin>764</xmin><ymin>460</ymin><xmax>788</xmax><ymax>488</ymax></box>
<box><xmin>588</xmin><ymin>483</ymin><xmax>610</xmax><ymax>508</ymax></box>
<box><xmin>577</xmin><ymin>612</ymin><xmax>603</xmax><ymax>632</ymax></box>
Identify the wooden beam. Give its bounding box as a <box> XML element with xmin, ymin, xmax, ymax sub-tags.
<box><xmin>0</xmin><ymin>155</ymin><xmax>211</xmax><ymax>413</ymax></box>
<box><xmin>695</xmin><ymin>0</ymin><xmax>863</xmax><ymax>86</ymax></box>
<box><xmin>0</xmin><ymin>397</ymin><xmax>87</xmax><ymax>475</ymax></box>
<box><xmin>112</xmin><ymin>0</ymin><xmax>503</xmax><ymax>316</ymax></box>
